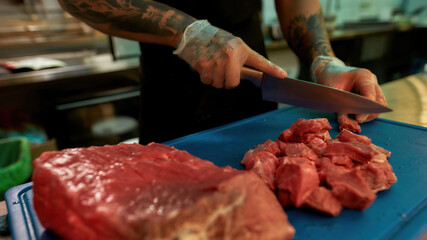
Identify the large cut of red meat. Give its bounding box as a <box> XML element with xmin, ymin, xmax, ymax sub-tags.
<box><xmin>33</xmin><ymin>143</ymin><xmax>295</xmax><ymax>240</ymax></box>
<box><xmin>242</xmin><ymin>118</ymin><xmax>397</xmax><ymax>216</ymax></box>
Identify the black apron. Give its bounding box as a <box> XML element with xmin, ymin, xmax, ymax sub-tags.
<box><xmin>138</xmin><ymin>0</ymin><xmax>277</xmax><ymax>144</ymax></box>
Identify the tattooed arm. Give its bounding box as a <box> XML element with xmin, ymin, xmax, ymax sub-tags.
<box><xmin>275</xmin><ymin>0</ymin><xmax>387</xmax><ymax>123</ymax></box>
<box><xmin>58</xmin><ymin>0</ymin><xmax>195</xmax><ymax>47</ymax></box>
<box><xmin>275</xmin><ymin>0</ymin><xmax>333</xmax><ymax>66</ymax></box>
<box><xmin>58</xmin><ymin>0</ymin><xmax>286</xmax><ymax>89</ymax></box>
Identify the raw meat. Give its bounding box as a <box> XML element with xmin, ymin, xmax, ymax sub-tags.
<box><xmin>241</xmin><ymin>140</ymin><xmax>280</xmax><ymax>190</ymax></box>
<box><xmin>336</xmin><ymin>129</ymin><xmax>371</xmax><ymax>145</ymax></box>
<box><xmin>278</xmin><ymin>118</ymin><xmax>332</xmax><ymax>143</ymax></box>
<box><xmin>242</xmin><ymin>151</ymin><xmax>278</xmax><ymax>190</ymax></box>
<box><xmin>33</xmin><ymin>143</ymin><xmax>295</xmax><ymax>240</ymax></box>
<box><xmin>304</xmin><ymin>186</ymin><xmax>343</xmax><ymax>216</ymax></box>
<box><xmin>326</xmin><ymin>170</ymin><xmax>377</xmax><ymax>210</ymax></box>
<box><xmin>357</xmin><ymin>161</ymin><xmax>397</xmax><ymax>192</ymax></box>
<box><xmin>337</xmin><ymin>114</ymin><xmax>361</xmax><ymax>133</ymax></box>
<box><xmin>275</xmin><ymin>157</ymin><xmax>320</xmax><ymax>207</ymax></box>
<box><xmin>276</xmin><ymin>141</ymin><xmax>318</xmax><ymax>162</ymax></box>
<box><xmin>323</xmin><ymin>141</ymin><xmax>377</xmax><ymax>163</ymax></box>
<box><xmin>241</xmin><ymin>118</ymin><xmax>397</xmax><ymax>216</ymax></box>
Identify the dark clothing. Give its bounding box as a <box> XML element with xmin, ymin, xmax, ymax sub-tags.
<box><xmin>138</xmin><ymin>0</ymin><xmax>277</xmax><ymax>144</ymax></box>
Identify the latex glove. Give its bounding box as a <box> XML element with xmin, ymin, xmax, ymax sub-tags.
<box><xmin>311</xmin><ymin>56</ymin><xmax>387</xmax><ymax>123</ymax></box>
<box><xmin>174</xmin><ymin>20</ymin><xmax>287</xmax><ymax>89</ymax></box>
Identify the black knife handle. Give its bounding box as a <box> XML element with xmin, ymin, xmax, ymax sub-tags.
<box><xmin>241</xmin><ymin>67</ymin><xmax>264</xmax><ymax>87</ymax></box>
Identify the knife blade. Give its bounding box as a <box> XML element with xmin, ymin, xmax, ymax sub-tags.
<box><xmin>241</xmin><ymin>67</ymin><xmax>392</xmax><ymax>114</ymax></box>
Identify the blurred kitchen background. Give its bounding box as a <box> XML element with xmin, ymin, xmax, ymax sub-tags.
<box><xmin>0</xmin><ymin>0</ymin><xmax>426</xmax><ymax>154</ymax></box>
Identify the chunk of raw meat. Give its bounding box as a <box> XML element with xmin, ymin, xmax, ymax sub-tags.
<box><xmin>338</xmin><ymin>114</ymin><xmax>361</xmax><ymax>133</ymax></box>
<box><xmin>278</xmin><ymin>118</ymin><xmax>332</xmax><ymax>143</ymax></box>
<box><xmin>324</xmin><ymin>141</ymin><xmax>377</xmax><ymax>163</ymax></box>
<box><xmin>241</xmin><ymin>140</ymin><xmax>280</xmax><ymax>165</ymax></box>
<box><xmin>33</xmin><ymin>143</ymin><xmax>295</xmax><ymax>240</ymax></box>
<box><xmin>317</xmin><ymin>157</ymin><xmax>350</xmax><ymax>182</ymax></box>
<box><xmin>326</xmin><ymin>170</ymin><xmax>376</xmax><ymax>210</ymax></box>
<box><xmin>336</xmin><ymin>129</ymin><xmax>371</xmax><ymax>145</ymax></box>
<box><xmin>330</xmin><ymin>155</ymin><xmax>355</xmax><ymax>169</ymax></box>
<box><xmin>242</xmin><ymin>151</ymin><xmax>278</xmax><ymax>190</ymax></box>
<box><xmin>277</xmin><ymin>141</ymin><xmax>318</xmax><ymax>162</ymax></box>
<box><xmin>306</xmin><ymin>137</ymin><xmax>328</xmax><ymax>158</ymax></box>
<box><xmin>293</xmin><ymin>118</ymin><xmax>332</xmax><ymax>136</ymax></box>
<box><xmin>304</xmin><ymin>186</ymin><xmax>343</xmax><ymax>216</ymax></box>
<box><xmin>357</xmin><ymin>161</ymin><xmax>397</xmax><ymax>192</ymax></box>
<box><xmin>241</xmin><ymin>140</ymin><xmax>281</xmax><ymax>190</ymax></box>
<box><xmin>275</xmin><ymin>157</ymin><xmax>320</xmax><ymax>207</ymax></box>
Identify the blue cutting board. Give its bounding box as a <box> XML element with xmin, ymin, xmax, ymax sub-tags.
<box><xmin>5</xmin><ymin>107</ymin><xmax>427</xmax><ymax>240</ymax></box>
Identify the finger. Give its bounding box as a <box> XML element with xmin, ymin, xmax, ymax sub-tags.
<box><xmin>360</xmin><ymin>84</ymin><xmax>388</xmax><ymax>123</ymax></box>
<box><xmin>354</xmin><ymin>72</ymin><xmax>378</xmax><ymax>123</ymax></box>
<box><xmin>197</xmin><ymin>61</ymin><xmax>214</xmax><ymax>86</ymax></box>
<box><xmin>375</xmin><ymin>84</ymin><xmax>387</xmax><ymax>106</ymax></box>
<box><xmin>245</xmin><ymin>49</ymin><xmax>287</xmax><ymax>79</ymax></box>
<box><xmin>212</xmin><ymin>64</ymin><xmax>226</xmax><ymax>89</ymax></box>
<box><xmin>200</xmin><ymin>71</ymin><xmax>213</xmax><ymax>85</ymax></box>
<box><xmin>223</xmin><ymin>61</ymin><xmax>241</xmax><ymax>90</ymax></box>
<box><xmin>355</xmin><ymin>78</ymin><xmax>377</xmax><ymax>101</ymax></box>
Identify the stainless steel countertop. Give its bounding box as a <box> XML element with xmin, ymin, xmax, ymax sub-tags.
<box><xmin>380</xmin><ymin>73</ymin><xmax>427</xmax><ymax>128</ymax></box>
<box><xmin>0</xmin><ymin>52</ymin><xmax>140</xmax><ymax>88</ymax></box>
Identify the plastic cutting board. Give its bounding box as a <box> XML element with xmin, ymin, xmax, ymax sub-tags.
<box><xmin>5</xmin><ymin>107</ymin><xmax>427</xmax><ymax>240</ymax></box>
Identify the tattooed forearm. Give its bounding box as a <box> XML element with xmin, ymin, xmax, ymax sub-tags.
<box><xmin>57</xmin><ymin>0</ymin><xmax>195</xmax><ymax>46</ymax></box>
<box><xmin>283</xmin><ymin>10</ymin><xmax>333</xmax><ymax>66</ymax></box>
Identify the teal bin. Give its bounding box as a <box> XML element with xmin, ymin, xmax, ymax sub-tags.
<box><xmin>0</xmin><ymin>137</ymin><xmax>32</xmax><ymax>201</ymax></box>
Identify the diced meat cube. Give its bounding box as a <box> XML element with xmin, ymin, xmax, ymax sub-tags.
<box><xmin>326</xmin><ymin>170</ymin><xmax>376</xmax><ymax>210</ymax></box>
<box><xmin>241</xmin><ymin>140</ymin><xmax>280</xmax><ymax>165</ymax></box>
<box><xmin>293</xmin><ymin>118</ymin><xmax>333</xmax><ymax>136</ymax></box>
<box><xmin>278</xmin><ymin>129</ymin><xmax>294</xmax><ymax>142</ymax></box>
<box><xmin>330</xmin><ymin>156</ymin><xmax>354</xmax><ymax>169</ymax></box>
<box><xmin>358</xmin><ymin>161</ymin><xmax>397</xmax><ymax>192</ymax></box>
<box><xmin>301</xmin><ymin>130</ymin><xmax>332</xmax><ymax>143</ymax></box>
<box><xmin>275</xmin><ymin>157</ymin><xmax>320</xmax><ymax>207</ymax></box>
<box><xmin>306</xmin><ymin>138</ymin><xmax>327</xmax><ymax>159</ymax></box>
<box><xmin>336</xmin><ymin>129</ymin><xmax>371</xmax><ymax>145</ymax></box>
<box><xmin>278</xmin><ymin>118</ymin><xmax>332</xmax><ymax>143</ymax></box>
<box><xmin>243</xmin><ymin>151</ymin><xmax>278</xmax><ymax>190</ymax></box>
<box><xmin>338</xmin><ymin>114</ymin><xmax>361</xmax><ymax>133</ymax></box>
<box><xmin>317</xmin><ymin>157</ymin><xmax>350</xmax><ymax>182</ymax></box>
<box><xmin>324</xmin><ymin>141</ymin><xmax>377</xmax><ymax>163</ymax></box>
<box><xmin>304</xmin><ymin>186</ymin><xmax>343</xmax><ymax>216</ymax></box>
<box><xmin>276</xmin><ymin>141</ymin><xmax>318</xmax><ymax>162</ymax></box>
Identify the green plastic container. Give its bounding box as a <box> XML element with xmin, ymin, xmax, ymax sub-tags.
<box><xmin>0</xmin><ymin>137</ymin><xmax>32</xmax><ymax>201</ymax></box>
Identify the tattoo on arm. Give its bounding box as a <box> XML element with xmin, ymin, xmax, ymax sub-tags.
<box><xmin>59</xmin><ymin>0</ymin><xmax>195</xmax><ymax>44</ymax></box>
<box><xmin>283</xmin><ymin>10</ymin><xmax>333</xmax><ymax>66</ymax></box>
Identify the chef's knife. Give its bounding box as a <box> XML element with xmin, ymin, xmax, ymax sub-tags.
<box><xmin>241</xmin><ymin>67</ymin><xmax>392</xmax><ymax>114</ymax></box>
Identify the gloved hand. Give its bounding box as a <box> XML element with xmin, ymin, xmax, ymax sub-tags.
<box><xmin>174</xmin><ymin>20</ymin><xmax>287</xmax><ymax>89</ymax></box>
<box><xmin>310</xmin><ymin>56</ymin><xmax>387</xmax><ymax>123</ymax></box>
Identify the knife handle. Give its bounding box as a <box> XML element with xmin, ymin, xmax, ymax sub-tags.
<box><xmin>241</xmin><ymin>67</ymin><xmax>263</xmax><ymax>87</ymax></box>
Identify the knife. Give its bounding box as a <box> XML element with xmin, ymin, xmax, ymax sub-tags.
<box><xmin>241</xmin><ymin>67</ymin><xmax>392</xmax><ymax>114</ymax></box>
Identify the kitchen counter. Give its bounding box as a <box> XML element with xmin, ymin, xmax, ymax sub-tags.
<box><xmin>0</xmin><ymin>51</ymin><xmax>140</xmax><ymax>89</ymax></box>
<box><xmin>0</xmin><ymin>72</ymin><xmax>426</xmax><ymax>240</ymax></box>
<box><xmin>380</xmin><ymin>72</ymin><xmax>427</xmax><ymax>127</ymax></box>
